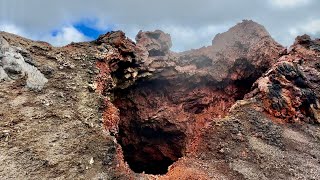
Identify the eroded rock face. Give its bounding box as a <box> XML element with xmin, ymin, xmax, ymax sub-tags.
<box><xmin>136</xmin><ymin>30</ymin><xmax>172</xmax><ymax>57</ymax></box>
<box><xmin>1</xmin><ymin>20</ymin><xmax>320</xmax><ymax>180</ymax></box>
<box><xmin>99</xmin><ymin>20</ymin><xmax>284</xmax><ymax>175</ymax></box>
<box><xmin>94</xmin><ymin>31</ymin><xmax>153</xmax><ymax>92</ymax></box>
<box><xmin>246</xmin><ymin>35</ymin><xmax>320</xmax><ymax>123</ymax></box>
<box><xmin>0</xmin><ymin>36</ymin><xmax>48</xmax><ymax>90</ymax></box>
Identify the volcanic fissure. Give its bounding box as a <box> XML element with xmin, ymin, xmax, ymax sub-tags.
<box><xmin>112</xmin><ymin>79</ymin><xmax>187</xmax><ymax>174</ymax></box>
<box><xmin>100</xmin><ymin>30</ymin><xmax>266</xmax><ymax>174</ymax></box>
<box><xmin>110</xmin><ymin>68</ymin><xmax>257</xmax><ymax>174</ymax></box>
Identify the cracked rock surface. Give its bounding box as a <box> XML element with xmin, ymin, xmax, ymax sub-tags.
<box><xmin>0</xmin><ymin>20</ymin><xmax>320</xmax><ymax>180</ymax></box>
<box><xmin>0</xmin><ymin>36</ymin><xmax>47</xmax><ymax>90</ymax></box>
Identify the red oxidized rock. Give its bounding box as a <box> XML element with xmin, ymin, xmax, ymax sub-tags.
<box><xmin>109</xmin><ymin>20</ymin><xmax>285</xmax><ymax>175</ymax></box>
<box><xmin>246</xmin><ymin>37</ymin><xmax>320</xmax><ymax>123</ymax></box>
<box><xmin>2</xmin><ymin>19</ymin><xmax>320</xmax><ymax>180</ymax></box>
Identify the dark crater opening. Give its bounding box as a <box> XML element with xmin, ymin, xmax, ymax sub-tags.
<box><xmin>117</xmin><ymin>121</ymin><xmax>185</xmax><ymax>174</ymax></box>
<box><xmin>110</xmin><ymin>58</ymin><xmax>262</xmax><ymax>174</ymax></box>
<box><xmin>113</xmin><ymin>80</ymin><xmax>186</xmax><ymax>175</ymax></box>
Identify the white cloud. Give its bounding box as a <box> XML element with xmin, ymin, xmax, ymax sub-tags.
<box><xmin>300</xmin><ymin>19</ymin><xmax>320</xmax><ymax>35</ymax></box>
<box><xmin>289</xmin><ymin>19</ymin><xmax>320</xmax><ymax>37</ymax></box>
<box><xmin>160</xmin><ymin>24</ymin><xmax>231</xmax><ymax>51</ymax></box>
<box><xmin>0</xmin><ymin>23</ymin><xmax>90</xmax><ymax>47</ymax></box>
<box><xmin>1</xmin><ymin>0</ymin><xmax>320</xmax><ymax>50</ymax></box>
<box><xmin>0</xmin><ymin>24</ymin><xmax>26</xmax><ymax>37</ymax></box>
<box><xmin>279</xmin><ymin>19</ymin><xmax>320</xmax><ymax>46</ymax></box>
<box><xmin>117</xmin><ymin>23</ymin><xmax>232</xmax><ymax>52</ymax></box>
<box><xmin>268</xmin><ymin>0</ymin><xmax>312</xmax><ymax>8</ymax></box>
<box><xmin>43</xmin><ymin>26</ymin><xmax>91</xmax><ymax>46</ymax></box>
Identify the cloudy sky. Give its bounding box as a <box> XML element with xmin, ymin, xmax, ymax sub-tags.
<box><xmin>0</xmin><ymin>0</ymin><xmax>319</xmax><ymax>51</ymax></box>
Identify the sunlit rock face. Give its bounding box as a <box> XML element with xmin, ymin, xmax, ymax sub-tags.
<box><xmin>0</xmin><ymin>36</ymin><xmax>48</xmax><ymax>90</ymax></box>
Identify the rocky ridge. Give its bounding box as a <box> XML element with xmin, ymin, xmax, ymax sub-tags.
<box><xmin>0</xmin><ymin>20</ymin><xmax>320</xmax><ymax>179</ymax></box>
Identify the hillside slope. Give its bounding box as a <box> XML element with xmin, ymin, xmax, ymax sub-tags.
<box><xmin>0</xmin><ymin>20</ymin><xmax>320</xmax><ymax>179</ymax></box>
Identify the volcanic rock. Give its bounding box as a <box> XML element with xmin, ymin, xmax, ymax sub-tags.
<box><xmin>136</xmin><ymin>30</ymin><xmax>172</xmax><ymax>57</ymax></box>
<box><xmin>246</xmin><ymin>35</ymin><xmax>320</xmax><ymax>123</ymax></box>
<box><xmin>0</xmin><ymin>35</ymin><xmax>48</xmax><ymax>90</ymax></box>
<box><xmin>0</xmin><ymin>20</ymin><xmax>320</xmax><ymax>180</ymax></box>
<box><xmin>175</xmin><ymin>20</ymin><xmax>282</xmax><ymax>82</ymax></box>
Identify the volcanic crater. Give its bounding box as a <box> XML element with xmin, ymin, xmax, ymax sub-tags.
<box><xmin>97</xmin><ymin>20</ymin><xmax>285</xmax><ymax>175</ymax></box>
<box><xmin>1</xmin><ymin>20</ymin><xmax>320</xmax><ymax>180</ymax></box>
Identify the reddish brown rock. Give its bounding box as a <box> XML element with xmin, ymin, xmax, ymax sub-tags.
<box><xmin>95</xmin><ymin>31</ymin><xmax>152</xmax><ymax>92</ymax></box>
<box><xmin>246</xmin><ymin>35</ymin><xmax>320</xmax><ymax>123</ymax></box>
<box><xmin>100</xmin><ymin>20</ymin><xmax>284</xmax><ymax>176</ymax></box>
<box><xmin>1</xmin><ymin>20</ymin><xmax>320</xmax><ymax>180</ymax></box>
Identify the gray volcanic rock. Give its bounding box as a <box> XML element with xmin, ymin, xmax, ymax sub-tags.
<box><xmin>0</xmin><ymin>36</ymin><xmax>48</xmax><ymax>90</ymax></box>
<box><xmin>136</xmin><ymin>30</ymin><xmax>172</xmax><ymax>57</ymax></box>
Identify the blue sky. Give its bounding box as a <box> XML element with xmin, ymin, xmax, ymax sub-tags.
<box><xmin>73</xmin><ymin>22</ymin><xmax>107</xmax><ymax>39</ymax></box>
<box><xmin>57</xmin><ymin>19</ymin><xmax>113</xmax><ymax>40</ymax></box>
<box><xmin>48</xmin><ymin>19</ymin><xmax>113</xmax><ymax>45</ymax></box>
<box><xmin>0</xmin><ymin>0</ymin><xmax>320</xmax><ymax>51</ymax></box>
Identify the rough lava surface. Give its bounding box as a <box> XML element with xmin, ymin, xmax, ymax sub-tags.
<box><xmin>0</xmin><ymin>20</ymin><xmax>320</xmax><ymax>180</ymax></box>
